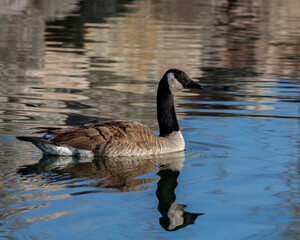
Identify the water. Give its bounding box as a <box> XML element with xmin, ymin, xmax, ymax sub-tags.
<box><xmin>0</xmin><ymin>0</ymin><xmax>299</xmax><ymax>239</ymax></box>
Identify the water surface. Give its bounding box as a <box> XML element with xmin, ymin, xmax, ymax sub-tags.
<box><xmin>0</xmin><ymin>0</ymin><xmax>299</xmax><ymax>239</ymax></box>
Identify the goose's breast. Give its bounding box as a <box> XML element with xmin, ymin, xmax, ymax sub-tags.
<box><xmin>158</xmin><ymin>131</ymin><xmax>185</xmax><ymax>154</ymax></box>
<box><xmin>99</xmin><ymin>130</ymin><xmax>185</xmax><ymax>157</ymax></box>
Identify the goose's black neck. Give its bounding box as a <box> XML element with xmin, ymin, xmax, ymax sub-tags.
<box><xmin>157</xmin><ymin>78</ymin><xmax>179</xmax><ymax>137</ymax></box>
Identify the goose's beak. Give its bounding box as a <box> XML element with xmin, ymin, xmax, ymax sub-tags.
<box><xmin>187</xmin><ymin>79</ymin><xmax>202</xmax><ymax>89</ymax></box>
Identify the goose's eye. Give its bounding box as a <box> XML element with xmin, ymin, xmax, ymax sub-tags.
<box><xmin>174</xmin><ymin>73</ymin><xmax>180</xmax><ymax>80</ymax></box>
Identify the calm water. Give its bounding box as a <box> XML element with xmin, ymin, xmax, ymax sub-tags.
<box><xmin>0</xmin><ymin>0</ymin><xmax>299</xmax><ymax>239</ymax></box>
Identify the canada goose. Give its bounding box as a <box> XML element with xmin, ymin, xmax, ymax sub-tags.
<box><xmin>17</xmin><ymin>69</ymin><xmax>202</xmax><ymax>157</ymax></box>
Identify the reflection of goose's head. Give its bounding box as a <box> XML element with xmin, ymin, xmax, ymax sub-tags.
<box><xmin>160</xmin><ymin>203</ymin><xmax>203</xmax><ymax>231</ymax></box>
<box><xmin>156</xmin><ymin>168</ymin><xmax>203</xmax><ymax>231</ymax></box>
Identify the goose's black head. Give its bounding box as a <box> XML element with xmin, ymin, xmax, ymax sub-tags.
<box><xmin>161</xmin><ymin>69</ymin><xmax>202</xmax><ymax>95</ymax></box>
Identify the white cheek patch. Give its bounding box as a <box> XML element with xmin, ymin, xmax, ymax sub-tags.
<box><xmin>167</xmin><ymin>72</ymin><xmax>184</xmax><ymax>94</ymax></box>
<box><xmin>167</xmin><ymin>203</ymin><xmax>184</xmax><ymax>230</ymax></box>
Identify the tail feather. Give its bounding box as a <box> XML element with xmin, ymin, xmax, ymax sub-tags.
<box><xmin>16</xmin><ymin>136</ymin><xmax>62</xmax><ymax>155</ymax></box>
<box><xmin>16</xmin><ymin>136</ymin><xmax>92</xmax><ymax>157</ymax></box>
<box><xmin>16</xmin><ymin>136</ymin><xmax>55</xmax><ymax>145</ymax></box>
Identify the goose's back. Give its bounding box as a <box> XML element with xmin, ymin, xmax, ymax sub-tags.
<box><xmin>42</xmin><ymin>120</ymin><xmax>162</xmax><ymax>156</ymax></box>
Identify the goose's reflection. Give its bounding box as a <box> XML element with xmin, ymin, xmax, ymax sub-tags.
<box><xmin>157</xmin><ymin>163</ymin><xmax>204</xmax><ymax>231</ymax></box>
<box><xmin>18</xmin><ymin>152</ymin><xmax>203</xmax><ymax>230</ymax></box>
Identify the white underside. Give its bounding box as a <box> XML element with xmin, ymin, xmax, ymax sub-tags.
<box><xmin>158</xmin><ymin>131</ymin><xmax>185</xmax><ymax>154</ymax></box>
<box><xmin>32</xmin><ymin>142</ymin><xmax>93</xmax><ymax>157</ymax></box>
<box><xmin>102</xmin><ymin>131</ymin><xmax>185</xmax><ymax>157</ymax></box>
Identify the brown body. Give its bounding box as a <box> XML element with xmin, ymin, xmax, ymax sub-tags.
<box><xmin>31</xmin><ymin>120</ymin><xmax>184</xmax><ymax>157</ymax></box>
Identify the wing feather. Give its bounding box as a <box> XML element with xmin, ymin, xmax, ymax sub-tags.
<box><xmin>36</xmin><ymin>120</ymin><xmax>161</xmax><ymax>156</ymax></box>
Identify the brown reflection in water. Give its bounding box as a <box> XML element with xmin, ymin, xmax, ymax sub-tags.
<box><xmin>197</xmin><ymin>0</ymin><xmax>300</xmax><ymax>114</ymax></box>
<box><xmin>200</xmin><ymin>0</ymin><xmax>300</xmax><ymax>74</ymax></box>
<box><xmin>0</xmin><ymin>0</ymin><xmax>82</xmax><ymax>76</ymax></box>
<box><xmin>0</xmin><ymin>0</ymin><xmax>85</xmax><ymax>127</ymax></box>
<box><xmin>1</xmin><ymin>0</ymin><xmax>298</xmax><ymax>129</ymax></box>
<box><xmin>25</xmin><ymin>211</ymin><xmax>72</xmax><ymax>223</ymax></box>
